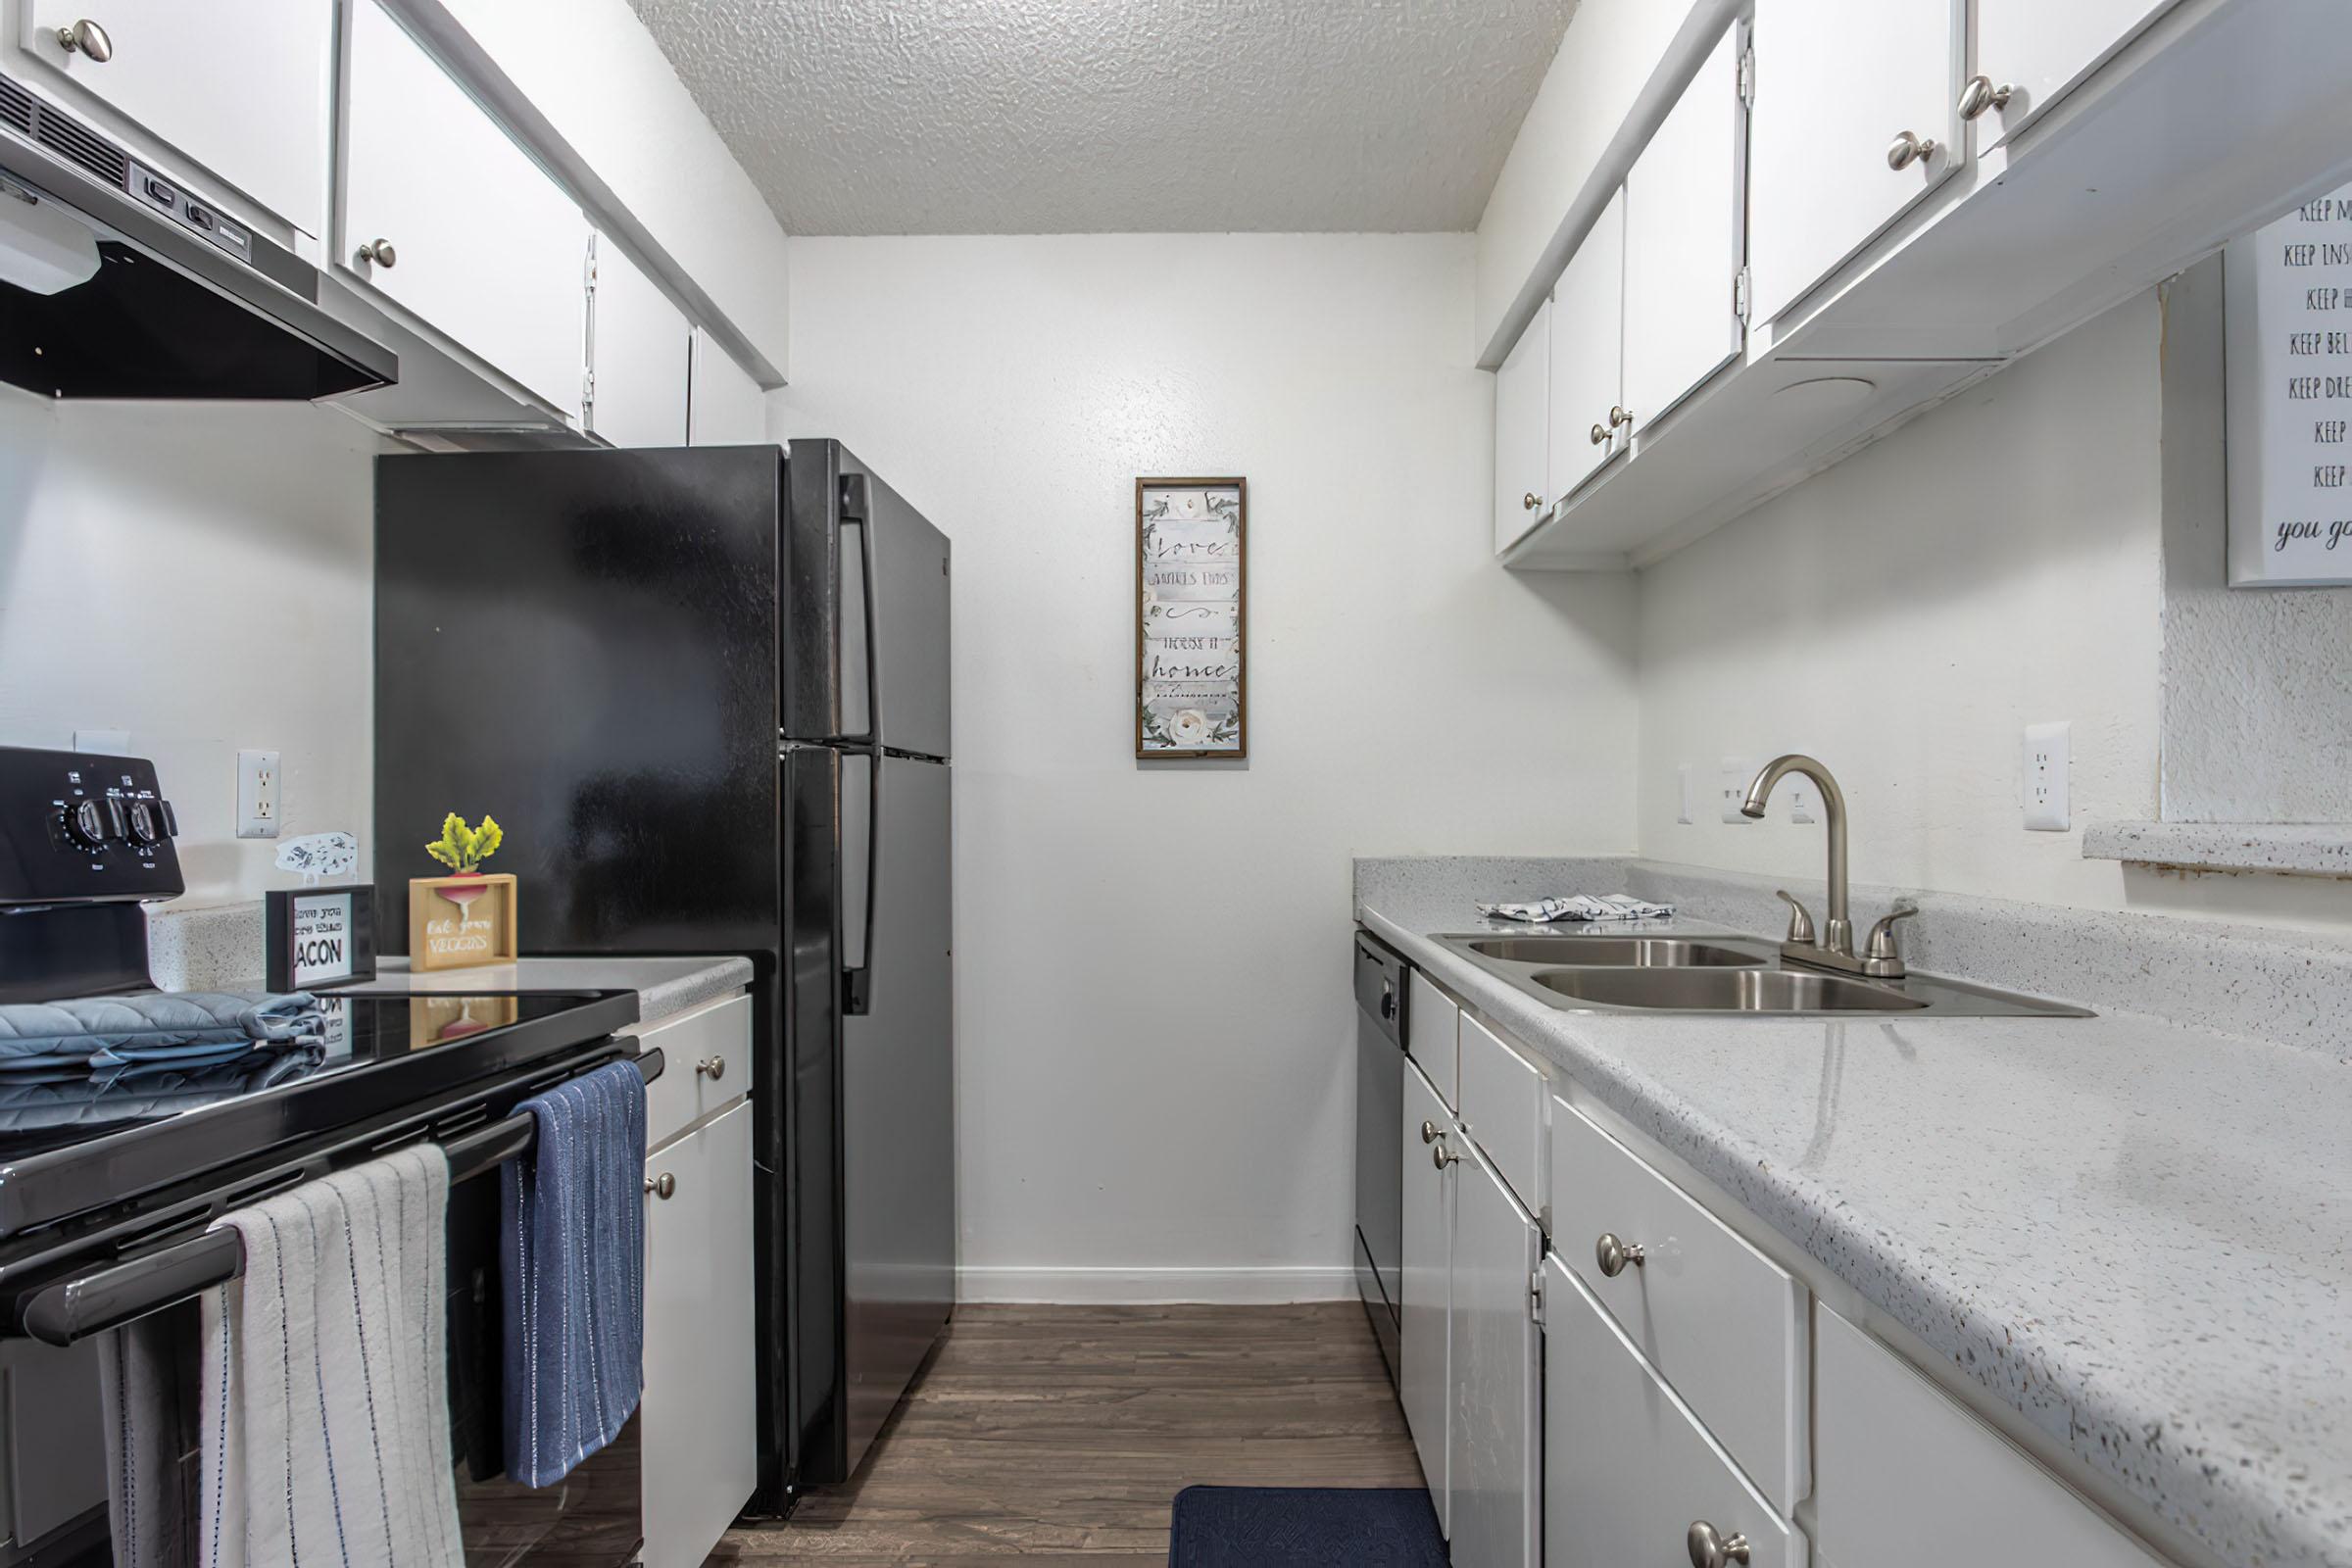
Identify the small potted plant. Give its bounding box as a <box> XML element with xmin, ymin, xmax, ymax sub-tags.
<box><xmin>410</xmin><ymin>812</ymin><xmax>518</xmax><ymax>972</ymax></box>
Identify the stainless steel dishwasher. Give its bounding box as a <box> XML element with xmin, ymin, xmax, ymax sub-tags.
<box><xmin>1352</xmin><ymin>930</ymin><xmax>1406</xmax><ymax>1387</ymax></box>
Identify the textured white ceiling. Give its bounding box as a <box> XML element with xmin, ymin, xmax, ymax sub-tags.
<box><xmin>625</xmin><ymin>0</ymin><xmax>1581</xmax><ymax>235</ymax></box>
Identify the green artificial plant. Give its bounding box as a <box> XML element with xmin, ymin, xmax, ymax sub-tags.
<box><xmin>424</xmin><ymin>812</ymin><xmax>504</xmax><ymax>874</ymax></box>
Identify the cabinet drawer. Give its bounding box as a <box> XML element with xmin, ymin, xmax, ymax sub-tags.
<box><xmin>638</xmin><ymin>993</ymin><xmax>753</xmax><ymax>1150</ymax></box>
<box><xmin>1815</xmin><ymin>1306</ymin><xmax>2163</xmax><ymax>1568</ymax></box>
<box><xmin>1551</xmin><ymin>1099</ymin><xmax>1806</xmax><ymax>1512</ymax></box>
<box><xmin>1544</xmin><ymin>1259</ymin><xmax>1801</xmax><ymax>1568</ymax></box>
<box><xmin>1407</xmin><ymin>969</ymin><xmax>1459</xmax><ymax>1111</ymax></box>
<box><xmin>1456</xmin><ymin>1013</ymin><xmax>1544</xmax><ymax>1214</ymax></box>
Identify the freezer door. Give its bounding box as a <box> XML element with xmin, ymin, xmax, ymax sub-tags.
<box><xmin>782</xmin><ymin>440</ymin><xmax>952</xmax><ymax>760</ymax></box>
<box><xmin>840</xmin><ymin>754</ymin><xmax>955</xmax><ymax>1476</ymax></box>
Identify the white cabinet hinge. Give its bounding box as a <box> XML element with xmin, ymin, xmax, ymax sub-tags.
<box><xmin>1529</xmin><ymin>1267</ymin><xmax>1546</xmax><ymax>1327</ymax></box>
<box><xmin>1734</xmin><ymin>266</ymin><xmax>1752</xmax><ymax>323</ymax></box>
<box><xmin>581</xmin><ymin>368</ymin><xmax>596</xmax><ymax>421</ymax></box>
<box><xmin>584</xmin><ymin>231</ymin><xmax>600</xmax><ymax>293</ymax></box>
<box><xmin>1738</xmin><ymin>46</ymin><xmax>1755</xmax><ymax>108</ymax></box>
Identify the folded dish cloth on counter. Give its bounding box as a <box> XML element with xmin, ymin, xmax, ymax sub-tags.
<box><xmin>0</xmin><ymin>992</ymin><xmax>321</xmax><ymax>1073</ymax></box>
<box><xmin>501</xmin><ymin>1059</ymin><xmax>647</xmax><ymax>1488</ymax></box>
<box><xmin>148</xmin><ymin>1144</ymin><xmax>465</xmax><ymax>1568</ymax></box>
<box><xmin>1476</xmin><ymin>894</ymin><xmax>1676</xmax><ymax>923</ymax></box>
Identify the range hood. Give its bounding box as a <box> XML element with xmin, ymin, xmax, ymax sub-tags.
<box><xmin>0</xmin><ymin>72</ymin><xmax>396</xmax><ymax>401</ymax></box>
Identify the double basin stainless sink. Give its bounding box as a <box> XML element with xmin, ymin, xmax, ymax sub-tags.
<box><xmin>1435</xmin><ymin>932</ymin><xmax>2089</xmax><ymax>1017</ymax></box>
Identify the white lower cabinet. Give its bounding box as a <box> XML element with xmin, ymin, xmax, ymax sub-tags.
<box><xmin>641</xmin><ymin>1096</ymin><xmax>756</xmax><ymax>1568</ymax></box>
<box><xmin>1399</xmin><ymin>1055</ymin><xmax>1454</xmax><ymax>1533</ymax></box>
<box><xmin>1544</xmin><ymin>1258</ymin><xmax>1801</xmax><ymax>1568</ymax></box>
<box><xmin>1446</xmin><ymin>1146</ymin><xmax>1541</xmax><ymax>1568</ymax></box>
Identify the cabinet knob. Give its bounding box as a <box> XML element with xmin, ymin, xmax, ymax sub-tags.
<box><xmin>1522</xmin><ymin>491</ymin><xmax>1543</xmax><ymax>512</ymax></box>
<box><xmin>355</xmin><ymin>237</ymin><xmax>398</xmax><ymax>270</ymax></box>
<box><xmin>1886</xmin><ymin>130</ymin><xmax>1938</xmax><ymax>172</ymax></box>
<box><xmin>55</xmin><ymin>19</ymin><xmax>111</xmax><ymax>61</ymax></box>
<box><xmin>1590</xmin><ymin>421</ymin><xmax>1609</xmax><ymax>447</ymax></box>
<box><xmin>1432</xmin><ymin>1142</ymin><xmax>1460</xmax><ymax>1170</ymax></box>
<box><xmin>645</xmin><ymin>1172</ymin><xmax>676</xmax><ymax>1200</ymax></box>
<box><xmin>1609</xmin><ymin>405</ymin><xmax>1632</xmax><ymax>429</ymax></box>
<box><xmin>1420</xmin><ymin>1119</ymin><xmax>1442</xmax><ymax>1146</ymax></box>
<box><xmin>1958</xmin><ymin>74</ymin><xmax>2016</xmax><ymax>121</ymax></box>
<box><xmin>695</xmin><ymin>1054</ymin><xmax>726</xmax><ymax>1081</ymax></box>
<box><xmin>1688</xmin><ymin>1521</ymin><xmax>1752</xmax><ymax>1568</ymax></box>
<box><xmin>1594</xmin><ymin>1232</ymin><xmax>1646</xmax><ymax>1277</ymax></box>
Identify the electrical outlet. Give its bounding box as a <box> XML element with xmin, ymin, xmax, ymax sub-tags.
<box><xmin>1719</xmin><ymin>757</ymin><xmax>1758</xmax><ymax>824</ymax></box>
<box><xmin>74</xmin><ymin>729</ymin><xmax>129</xmax><ymax>756</ymax></box>
<box><xmin>1677</xmin><ymin>763</ymin><xmax>1695</xmax><ymax>825</ymax></box>
<box><xmin>2023</xmin><ymin>722</ymin><xmax>2071</xmax><ymax>831</ymax></box>
<box><xmin>236</xmin><ymin>750</ymin><xmax>280</xmax><ymax>839</ymax></box>
<box><xmin>1787</xmin><ymin>778</ymin><xmax>1819</xmax><ymax>824</ymax></box>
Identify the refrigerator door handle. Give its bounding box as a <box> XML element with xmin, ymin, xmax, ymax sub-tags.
<box><xmin>844</xmin><ymin>746</ymin><xmax>882</xmax><ymax>1015</ymax></box>
<box><xmin>839</xmin><ymin>474</ymin><xmax>885</xmax><ymax>749</ymax></box>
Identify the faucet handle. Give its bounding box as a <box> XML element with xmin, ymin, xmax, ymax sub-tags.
<box><xmin>1863</xmin><ymin>906</ymin><xmax>1919</xmax><ymax>975</ymax></box>
<box><xmin>1774</xmin><ymin>890</ymin><xmax>1817</xmax><ymax>946</ymax></box>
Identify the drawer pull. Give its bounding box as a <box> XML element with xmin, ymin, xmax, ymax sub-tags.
<box><xmin>1433</xmin><ymin>1142</ymin><xmax>1460</xmax><ymax>1170</ymax></box>
<box><xmin>1687</xmin><ymin>1521</ymin><xmax>1751</xmax><ymax>1568</ymax></box>
<box><xmin>695</xmin><ymin>1055</ymin><xmax>726</xmax><ymax>1081</ymax></box>
<box><xmin>1594</xmin><ymin>1232</ymin><xmax>1646</xmax><ymax>1277</ymax></box>
<box><xmin>645</xmin><ymin>1172</ymin><xmax>676</xmax><ymax>1200</ymax></box>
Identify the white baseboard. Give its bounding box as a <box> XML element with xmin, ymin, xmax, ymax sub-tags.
<box><xmin>956</xmin><ymin>1265</ymin><xmax>1358</xmax><ymax>1305</ymax></box>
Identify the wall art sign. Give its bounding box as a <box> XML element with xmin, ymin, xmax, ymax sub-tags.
<box><xmin>1136</xmin><ymin>478</ymin><xmax>1247</xmax><ymax>758</ymax></box>
<box><xmin>265</xmin><ymin>885</ymin><xmax>376</xmax><ymax>992</ymax></box>
<box><xmin>2228</xmin><ymin>184</ymin><xmax>2352</xmax><ymax>586</ymax></box>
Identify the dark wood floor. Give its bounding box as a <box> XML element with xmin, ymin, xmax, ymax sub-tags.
<box><xmin>711</xmin><ymin>1302</ymin><xmax>1425</xmax><ymax>1565</ymax></box>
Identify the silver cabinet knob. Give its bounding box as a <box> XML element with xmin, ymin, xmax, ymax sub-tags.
<box><xmin>1522</xmin><ymin>491</ymin><xmax>1542</xmax><ymax>512</ymax></box>
<box><xmin>1886</xmin><ymin>130</ymin><xmax>1938</xmax><ymax>172</ymax></box>
<box><xmin>355</xmin><ymin>237</ymin><xmax>397</xmax><ymax>270</ymax></box>
<box><xmin>1590</xmin><ymin>421</ymin><xmax>1609</xmax><ymax>446</ymax></box>
<box><xmin>644</xmin><ymin>1172</ymin><xmax>676</xmax><ymax>1200</ymax></box>
<box><xmin>1595</xmin><ymin>1232</ymin><xmax>1646</xmax><ymax>1277</ymax></box>
<box><xmin>1420</xmin><ymin>1119</ymin><xmax>1442</xmax><ymax>1146</ymax></box>
<box><xmin>1608</xmin><ymin>405</ymin><xmax>1632</xmax><ymax>429</ymax></box>
<box><xmin>695</xmin><ymin>1054</ymin><xmax>726</xmax><ymax>1081</ymax></box>
<box><xmin>55</xmin><ymin>19</ymin><xmax>112</xmax><ymax>61</ymax></box>
<box><xmin>1433</xmin><ymin>1142</ymin><xmax>1460</xmax><ymax>1170</ymax></box>
<box><xmin>1688</xmin><ymin>1521</ymin><xmax>1752</xmax><ymax>1568</ymax></box>
<box><xmin>1959</xmin><ymin>74</ymin><xmax>2015</xmax><ymax>120</ymax></box>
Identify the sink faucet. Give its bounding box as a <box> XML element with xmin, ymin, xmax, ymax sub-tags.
<box><xmin>1740</xmin><ymin>755</ymin><xmax>1914</xmax><ymax>978</ymax></box>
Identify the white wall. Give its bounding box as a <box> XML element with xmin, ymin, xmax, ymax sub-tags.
<box><xmin>1638</xmin><ymin>292</ymin><xmax>2167</xmax><ymax>911</ymax></box>
<box><xmin>777</xmin><ymin>233</ymin><xmax>1639</xmax><ymax>1299</ymax></box>
<box><xmin>0</xmin><ymin>391</ymin><xmax>379</xmax><ymax>908</ymax></box>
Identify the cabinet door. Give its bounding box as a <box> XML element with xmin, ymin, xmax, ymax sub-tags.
<box><xmin>1493</xmin><ymin>299</ymin><xmax>1550</xmax><ymax>552</ymax></box>
<box><xmin>1446</xmin><ymin>1148</ymin><xmax>1541</xmax><ymax>1568</ymax></box>
<box><xmin>342</xmin><ymin>0</ymin><xmax>591</xmax><ymax>414</ymax></box>
<box><xmin>642</xmin><ymin>1100</ymin><xmax>757</xmax><ymax>1568</ymax></box>
<box><xmin>1544</xmin><ymin>1259</ymin><xmax>1801</xmax><ymax>1568</ymax></box>
<box><xmin>23</xmin><ymin>0</ymin><xmax>331</xmax><ymax>232</ymax></box>
<box><xmin>1971</xmin><ymin>0</ymin><xmax>2176</xmax><ymax>150</ymax></box>
<box><xmin>1399</xmin><ymin>1057</ymin><xmax>1454</xmax><ymax>1533</ymax></box>
<box><xmin>1544</xmin><ymin>191</ymin><xmax>1626</xmax><ymax>503</ymax></box>
<box><xmin>1624</xmin><ymin>27</ymin><xmax>1745</xmax><ymax>430</ymax></box>
<box><xmin>589</xmin><ymin>237</ymin><xmax>690</xmax><ymax>448</ymax></box>
<box><xmin>1747</xmin><ymin>0</ymin><xmax>1961</xmax><ymax>327</ymax></box>
<box><xmin>688</xmin><ymin>327</ymin><xmax>770</xmax><ymax>446</ymax></box>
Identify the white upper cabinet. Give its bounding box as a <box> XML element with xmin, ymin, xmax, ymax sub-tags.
<box><xmin>588</xmin><ymin>235</ymin><xmax>690</xmax><ymax>448</ymax></box>
<box><xmin>1544</xmin><ymin>190</ymin><xmax>1627</xmax><ymax>503</ymax></box>
<box><xmin>1493</xmin><ymin>300</ymin><xmax>1550</xmax><ymax>553</ymax></box>
<box><xmin>21</xmin><ymin>0</ymin><xmax>331</xmax><ymax>232</ymax></box>
<box><xmin>1967</xmin><ymin>0</ymin><xmax>2178</xmax><ymax>150</ymax></box>
<box><xmin>1746</xmin><ymin>0</ymin><xmax>1961</xmax><ymax>327</ymax></box>
<box><xmin>1446</xmin><ymin>1148</ymin><xmax>1541</xmax><ymax>1568</ymax></box>
<box><xmin>341</xmin><ymin>0</ymin><xmax>590</xmax><ymax>416</ymax></box>
<box><xmin>688</xmin><ymin>327</ymin><xmax>770</xmax><ymax>446</ymax></box>
<box><xmin>1622</xmin><ymin>26</ymin><xmax>1746</xmax><ymax>431</ymax></box>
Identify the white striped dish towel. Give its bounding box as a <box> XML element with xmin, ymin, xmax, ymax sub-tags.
<box><xmin>1476</xmin><ymin>894</ymin><xmax>1676</xmax><ymax>923</ymax></box>
<box><xmin>197</xmin><ymin>1144</ymin><xmax>465</xmax><ymax>1568</ymax></box>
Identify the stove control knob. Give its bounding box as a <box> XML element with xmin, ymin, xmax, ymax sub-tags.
<box><xmin>66</xmin><ymin>798</ymin><xmax>120</xmax><ymax>847</ymax></box>
<box><xmin>127</xmin><ymin>800</ymin><xmax>162</xmax><ymax>845</ymax></box>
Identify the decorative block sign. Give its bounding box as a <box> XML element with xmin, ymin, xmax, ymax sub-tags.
<box><xmin>2228</xmin><ymin>184</ymin><xmax>2352</xmax><ymax>585</ymax></box>
<box><xmin>407</xmin><ymin>873</ymin><xmax>519</xmax><ymax>972</ymax></box>
<box><xmin>265</xmin><ymin>885</ymin><xmax>376</xmax><ymax>992</ymax></box>
<box><xmin>1137</xmin><ymin>478</ymin><xmax>1247</xmax><ymax>758</ymax></box>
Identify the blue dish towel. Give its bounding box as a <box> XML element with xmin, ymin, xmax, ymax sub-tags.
<box><xmin>499</xmin><ymin>1059</ymin><xmax>648</xmax><ymax>1488</ymax></box>
<box><xmin>0</xmin><ymin>991</ymin><xmax>320</xmax><ymax>1073</ymax></box>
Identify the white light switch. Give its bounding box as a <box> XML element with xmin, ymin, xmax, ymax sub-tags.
<box><xmin>2023</xmin><ymin>722</ymin><xmax>2070</xmax><ymax>832</ymax></box>
<box><xmin>1720</xmin><ymin>757</ymin><xmax>1758</xmax><ymax>824</ymax></box>
<box><xmin>236</xmin><ymin>750</ymin><xmax>280</xmax><ymax>839</ymax></box>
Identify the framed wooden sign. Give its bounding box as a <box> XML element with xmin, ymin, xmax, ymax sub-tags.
<box><xmin>408</xmin><ymin>873</ymin><xmax>519</xmax><ymax>971</ymax></box>
<box><xmin>265</xmin><ymin>885</ymin><xmax>376</xmax><ymax>992</ymax></box>
<box><xmin>1137</xmin><ymin>477</ymin><xmax>1247</xmax><ymax>758</ymax></box>
<box><xmin>2227</xmin><ymin>186</ymin><xmax>2352</xmax><ymax>586</ymax></box>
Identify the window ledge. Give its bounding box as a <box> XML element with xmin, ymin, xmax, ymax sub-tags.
<box><xmin>2082</xmin><ymin>821</ymin><xmax>2352</xmax><ymax>877</ymax></box>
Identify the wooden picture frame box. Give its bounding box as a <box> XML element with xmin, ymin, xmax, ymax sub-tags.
<box><xmin>407</xmin><ymin>873</ymin><xmax>519</xmax><ymax>972</ymax></box>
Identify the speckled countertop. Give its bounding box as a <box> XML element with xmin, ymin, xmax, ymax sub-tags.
<box><xmin>344</xmin><ymin>956</ymin><xmax>754</xmax><ymax>1024</ymax></box>
<box><xmin>1357</xmin><ymin>874</ymin><xmax>2351</xmax><ymax>1568</ymax></box>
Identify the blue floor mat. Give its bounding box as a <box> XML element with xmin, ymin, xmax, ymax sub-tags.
<box><xmin>1167</xmin><ymin>1486</ymin><xmax>1446</xmax><ymax>1567</ymax></box>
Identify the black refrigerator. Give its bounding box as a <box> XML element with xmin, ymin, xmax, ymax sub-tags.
<box><xmin>372</xmin><ymin>441</ymin><xmax>954</xmax><ymax>1511</ymax></box>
